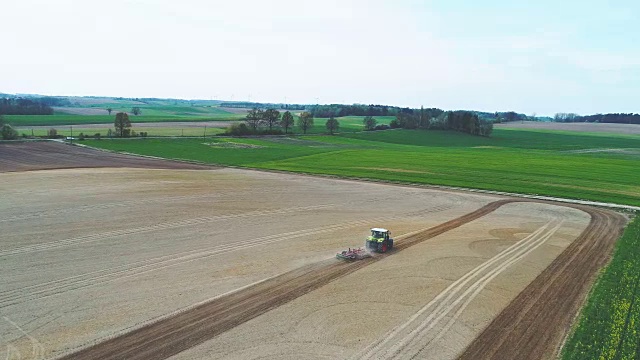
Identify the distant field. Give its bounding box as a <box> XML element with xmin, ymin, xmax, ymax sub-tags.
<box><xmin>5</xmin><ymin>113</ymin><xmax>244</xmax><ymax>126</ymax></box>
<box><xmin>496</xmin><ymin>121</ymin><xmax>640</xmax><ymax>135</ymax></box>
<box><xmin>302</xmin><ymin>115</ymin><xmax>395</xmax><ymax>134</ymax></box>
<box><xmin>8</xmin><ymin>115</ymin><xmax>393</xmax><ymax>135</ymax></box>
<box><xmin>84</xmin><ymin>128</ymin><xmax>640</xmax><ymax>207</ymax></box>
<box><xmin>13</xmin><ymin>127</ymin><xmax>225</xmax><ymax>137</ymax></box>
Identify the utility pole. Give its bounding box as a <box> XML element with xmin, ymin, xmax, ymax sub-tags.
<box><xmin>203</xmin><ymin>126</ymin><xmax>207</xmax><ymax>141</ymax></box>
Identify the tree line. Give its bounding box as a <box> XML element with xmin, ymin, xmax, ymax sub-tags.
<box><xmin>308</xmin><ymin>104</ymin><xmax>413</xmax><ymax>118</ymax></box>
<box><xmin>230</xmin><ymin>108</ymin><xmax>319</xmax><ymax>135</ymax></box>
<box><xmin>232</xmin><ymin>107</ymin><xmax>493</xmax><ymax>137</ymax></box>
<box><xmin>554</xmin><ymin>112</ymin><xmax>640</xmax><ymax>124</ymax></box>
<box><xmin>0</xmin><ymin>98</ymin><xmax>55</xmax><ymax>115</ymax></box>
<box><xmin>389</xmin><ymin>108</ymin><xmax>493</xmax><ymax>136</ymax></box>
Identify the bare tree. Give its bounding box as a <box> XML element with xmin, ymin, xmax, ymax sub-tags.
<box><xmin>262</xmin><ymin>108</ymin><xmax>281</xmax><ymax>131</ymax></box>
<box><xmin>281</xmin><ymin>111</ymin><xmax>294</xmax><ymax>134</ymax></box>
<box><xmin>325</xmin><ymin>116</ymin><xmax>339</xmax><ymax>135</ymax></box>
<box><xmin>245</xmin><ymin>107</ymin><xmax>264</xmax><ymax>131</ymax></box>
<box><xmin>114</xmin><ymin>112</ymin><xmax>131</xmax><ymax>137</ymax></box>
<box><xmin>297</xmin><ymin>111</ymin><xmax>314</xmax><ymax>134</ymax></box>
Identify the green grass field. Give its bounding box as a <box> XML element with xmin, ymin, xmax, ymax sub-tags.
<box><xmin>6</xmin><ymin>113</ymin><xmax>244</xmax><ymax>126</ymax></box>
<box><xmin>562</xmin><ymin>216</ymin><xmax>640</xmax><ymax>360</ymax></box>
<box><xmin>293</xmin><ymin>116</ymin><xmax>394</xmax><ymax>134</ymax></box>
<box><xmin>9</xmin><ymin>115</ymin><xmax>395</xmax><ymax>136</ymax></box>
<box><xmin>16</xmin><ymin>127</ymin><xmax>225</xmax><ymax>138</ymax></box>
<box><xmin>83</xmin><ymin>128</ymin><xmax>640</xmax><ymax>207</ymax></box>
<box><xmin>5</xmin><ymin>110</ymin><xmax>392</xmax><ymax>131</ymax></box>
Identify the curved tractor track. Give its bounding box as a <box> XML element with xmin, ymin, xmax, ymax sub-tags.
<box><xmin>458</xmin><ymin>205</ymin><xmax>626</xmax><ymax>360</ymax></box>
<box><xmin>58</xmin><ymin>200</ymin><xmax>624</xmax><ymax>360</ymax></box>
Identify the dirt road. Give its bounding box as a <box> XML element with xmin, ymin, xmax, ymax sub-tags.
<box><xmin>59</xmin><ymin>200</ymin><xmax>624</xmax><ymax>360</ymax></box>
<box><xmin>0</xmin><ymin>142</ymin><xmax>214</xmax><ymax>172</ymax></box>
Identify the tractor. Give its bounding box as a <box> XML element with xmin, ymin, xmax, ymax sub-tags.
<box><xmin>365</xmin><ymin>228</ymin><xmax>394</xmax><ymax>253</ymax></box>
<box><xmin>336</xmin><ymin>228</ymin><xmax>394</xmax><ymax>261</ymax></box>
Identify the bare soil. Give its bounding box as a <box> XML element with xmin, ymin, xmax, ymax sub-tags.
<box><xmin>0</xmin><ymin>141</ymin><xmax>214</xmax><ymax>172</ymax></box>
<box><xmin>495</xmin><ymin>121</ymin><xmax>640</xmax><ymax>135</ymax></box>
<box><xmin>1</xmin><ymin>166</ymin><xmax>489</xmax><ymax>360</ymax></box>
<box><xmin>459</xmin><ymin>204</ymin><xmax>626</xmax><ymax>360</ymax></box>
<box><xmin>59</xmin><ymin>200</ymin><xmax>517</xmax><ymax>360</ymax></box>
<box><xmin>170</xmin><ymin>201</ymin><xmax>607</xmax><ymax>360</ymax></box>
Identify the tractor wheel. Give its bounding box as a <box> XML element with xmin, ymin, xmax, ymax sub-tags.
<box><xmin>388</xmin><ymin>239</ymin><xmax>393</xmax><ymax>250</ymax></box>
<box><xmin>380</xmin><ymin>242</ymin><xmax>388</xmax><ymax>253</ymax></box>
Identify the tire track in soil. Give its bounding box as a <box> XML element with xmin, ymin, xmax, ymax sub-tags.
<box><xmin>57</xmin><ymin>200</ymin><xmax>510</xmax><ymax>360</ymax></box>
<box><xmin>457</xmin><ymin>204</ymin><xmax>626</xmax><ymax>360</ymax></box>
<box><xmin>0</xmin><ymin>193</ymin><xmax>240</xmax><ymax>223</ymax></box>
<box><xmin>353</xmin><ymin>220</ymin><xmax>565</xmax><ymax>360</ymax></box>
<box><xmin>0</xmin><ymin>204</ymin><xmax>334</xmax><ymax>257</ymax></box>
<box><xmin>0</xmin><ymin>204</ymin><xmax>451</xmax><ymax>309</ymax></box>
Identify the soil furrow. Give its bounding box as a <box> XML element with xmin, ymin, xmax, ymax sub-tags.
<box><xmin>458</xmin><ymin>206</ymin><xmax>626</xmax><ymax>360</ymax></box>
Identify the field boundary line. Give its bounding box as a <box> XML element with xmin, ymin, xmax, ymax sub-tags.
<box><xmin>69</xmin><ymin>141</ymin><xmax>640</xmax><ymax>213</ymax></box>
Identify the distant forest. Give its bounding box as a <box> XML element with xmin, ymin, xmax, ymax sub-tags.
<box><xmin>390</xmin><ymin>108</ymin><xmax>494</xmax><ymax>136</ymax></box>
<box><xmin>307</xmin><ymin>104</ymin><xmax>531</xmax><ymax>123</ymax></box>
<box><xmin>0</xmin><ymin>98</ymin><xmax>54</xmax><ymax>115</ymax></box>
<box><xmin>554</xmin><ymin>112</ymin><xmax>640</xmax><ymax>124</ymax></box>
<box><xmin>309</xmin><ymin>104</ymin><xmax>405</xmax><ymax>117</ymax></box>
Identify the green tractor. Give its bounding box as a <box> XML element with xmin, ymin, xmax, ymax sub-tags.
<box><xmin>365</xmin><ymin>228</ymin><xmax>393</xmax><ymax>253</ymax></box>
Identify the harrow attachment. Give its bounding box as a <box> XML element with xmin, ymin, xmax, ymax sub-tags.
<box><xmin>336</xmin><ymin>247</ymin><xmax>371</xmax><ymax>261</ymax></box>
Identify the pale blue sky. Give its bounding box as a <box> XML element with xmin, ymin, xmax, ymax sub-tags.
<box><xmin>1</xmin><ymin>0</ymin><xmax>638</xmax><ymax>115</ymax></box>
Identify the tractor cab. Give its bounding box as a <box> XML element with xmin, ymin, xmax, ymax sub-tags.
<box><xmin>370</xmin><ymin>228</ymin><xmax>389</xmax><ymax>241</ymax></box>
<box><xmin>366</xmin><ymin>228</ymin><xmax>394</xmax><ymax>253</ymax></box>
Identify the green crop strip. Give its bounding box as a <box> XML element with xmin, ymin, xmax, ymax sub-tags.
<box><xmin>562</xmin><ymin>217</ymin><xmax>640</xmax><ymax>360</ymax></box>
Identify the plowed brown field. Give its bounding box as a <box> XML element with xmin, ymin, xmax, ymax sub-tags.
<box><xmin>0</xmin><ymin>141</ymin><xmax>213</xmax><ymax>172</ymax></box>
